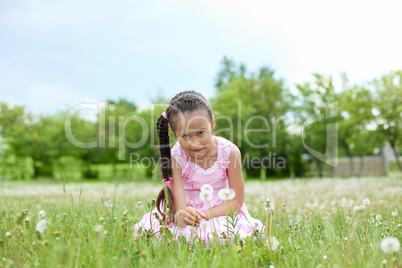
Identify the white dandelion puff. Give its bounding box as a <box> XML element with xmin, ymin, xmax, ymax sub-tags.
<box><xmin>38</xmin><ymin>210</ymin><xmax>46</xmax><ymax>218</ymax></box>
<box><xmin>93</xmin><ymin>225</ymin><xmax>103</xmax><ymax>234</ymax></box>
<box><xmin>201</xmin><ymin>184</ymin><xmax>213</xmax><ymax>193</ymax></box>
<box><xmin>200</xmin><ymin>190</ymin><xmax>212</xmax><ymax>202</ymax></box>
<box><xmin>36</xmin><ymin>219</ymin><xmax>48</xmax><ymax>234</ymax></box>
<box><xmin>266</xmin><ymin>236</ymin><xmax>280</xmax><ymax>251</ymax></box>
<box><xmin>375</xmin><ymin>215</ymin><xmax>383</xmax><ymax>221</ymax></box>
<box><xmin>391</xmin><ymin>211</ymin><xmax>398</xmax><ymax>217</ymax></box>
<box><xmin>105</xmin><ymin>200</ymin><xmax>113</xmax><ymax>208</ymax></box>
<box><xmin>253</xmin><ymin>221</ymin><xmax>263</xmax><ymax>231</ymax></box>
<box><xmin>218</xmin><ymin>188</ymin><xmax>235</xmax><ymax>201</ymax></box>
<box><xmin>380</xmin><ymin>237</ymin><xmax>400</xmax><ymax>254</ymax></box>
<box><xmin>199</xmin><ymin>221</ymin><xmax>208</xmax><ymax>230</ymax></box>
<box><xmin>5</xmin><ymin>232</ymin><xmax>11</xmax><ymax>237</ymax></box>
<box><xmin>363</xmin><ymin>198</ymin><xmax>370</xmax><ymax>205</ymax></box>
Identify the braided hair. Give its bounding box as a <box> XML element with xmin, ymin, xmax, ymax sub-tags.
<box><xmin>155</xmin><ymin>90</ymin><xmax>213</xmax><ymax>222</ymax></box>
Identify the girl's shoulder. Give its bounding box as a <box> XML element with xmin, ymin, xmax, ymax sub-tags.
<box><xmin>215</xmin><ymin>136</ymin><xmax>238</xmax><ymax>160</ymax></box>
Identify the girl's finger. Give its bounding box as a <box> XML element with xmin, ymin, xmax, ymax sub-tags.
<box><xmin>196</xmin><ymin>210</ymin><xmax>207</xmax><ymax>220</ymax></box>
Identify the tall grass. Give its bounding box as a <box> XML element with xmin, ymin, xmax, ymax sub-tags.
<box><xmin>0</xmin><ymin>177</ymin><xmax>400</xmax><ymax>267</ymax></box>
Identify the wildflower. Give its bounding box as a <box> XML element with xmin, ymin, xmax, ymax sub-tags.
<box><xmin>199</xmin><ymin>221</ymin><xmax>208</xmax><ymax>230</ymax></box>
<box><xmin>123</xmin><ymin>210</ymin><xmax>128</xmax><ymax>216</ymax></box>
<box><xmin>140</xmin><ymin>250</ymin><xmax>148</xmax><ymax>257</ymax></box>
<box><xmin>218</xmin><ymin>188</ymin><xmax>235</xmax><ymax>201</ymax></box>
<box><xmin>36</xmin><ymin>219</ymin><xmax>48</xmax><ymax>234</ymax></box>
<box><xmin>201</xmin><ymin>184</ymin><xmax>213</xmax><ymax>193</ymax></box>
<box><xmin>375</xmin><ymin>215</ymin><xmax>383</xmax><ymax>221</ymax></box>
<box><xmin>269</xmin><ymin>265</ymin><xmax>274</xmax><ymax>268</ymax></box>
<box><xmin>391</xmin><ymin>211</ymin><xmax>398</xmax><ymax>217</ymax></box>
<box><xmin>38</xmin><ymin>210</ymin><xmax>46</xmax><ymax>218</ymax></box>
<box><xmin>200</xmin><ymin>190</ymin><xmax>212</xmax><ymax>202</ymax></box>
<box><xmin>53</xmin><ymin>231</ymin><xmax>62</xmax><ymax>235</ymax></box>
<box><xmin>323</xmin><ymin>255</ymin><xmax>328</xmax><ymax>260</ymax></box>
<box><xmin>266</xmin><ymin>236</ymin><xmax>280</xmax><ymax>251</ymax></box>
<box><xmin>382</xmin><ymin>260</ymin><xmax>387</xmax><ymax>264</ymax></box>
<box><xmin>264</xmin><ymin>198</ymin><xmax>275</xmax><ymax>211</ymax></box>
<box><xmin>5</xmin><ymin>232</ymin><xmax>11</xmax><ymax>237</ymax></box>
<box><xmin>105</xmin><ymin>200</ymin><xmax>113</xmax><ymax>208</ymax></box>
<box><xmin>93</xmin><ymin>225</ymin><xmax>103</xmax><ymax>234</ymax></box>
<box><xmin>281</xmin><ymin>203</ymin><xmax>286</xmax><ymax>213</ymax></box>
<box><xmin>253</xmin><ymin>221</ymin><xmax>263</xmax><ymax>231</ymax></box>
<box><xmin>136</xmin><ymin>202</ymin><xmax>141</xmax><ymax>209</ymax></box>
<box><xmin>353</xmin><ymin>206</ymin><xmax>360</xmax><ymax>211</ymax></box>
<box><xmin>363</xmin><ymin>198</ymin><xmax>370</xmax><ymax>205</ymax></box>
<box><xmin>380</xmin><ymin>237</ymin><xmax>400</xmax><ymax>254</ymax></box>
<box><xmin>25</xmin><ymin>216</ymin><xmax>30</xmax><ymax>222</ymax></box>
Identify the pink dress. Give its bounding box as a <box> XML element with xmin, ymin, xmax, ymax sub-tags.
<box><xmin>132</xmin><ymin>136</ymin><xmax>264</xmax><ymax>243</ymax></box>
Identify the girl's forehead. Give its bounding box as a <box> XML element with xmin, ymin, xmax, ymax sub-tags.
<box><xmin>172</xmin><ymin>110</ymin><xmax>212</xmax><ymax>131</ymax></box>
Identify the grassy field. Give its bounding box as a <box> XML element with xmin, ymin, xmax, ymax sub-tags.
<box><xmin>0</xmin><ymin>177</ymin><xmax>401</xmax><ymax>267</ymax></box>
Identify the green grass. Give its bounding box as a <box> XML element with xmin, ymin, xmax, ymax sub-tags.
<box><xmin>0</xmin><ymin>177</ymin><xmax>401</xmax><ymax>267</ymax></box>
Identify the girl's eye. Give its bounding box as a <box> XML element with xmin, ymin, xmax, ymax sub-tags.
<box><xmin>198</xmin><ymin>130</ymin><xmax>205</xmax><ymax>135</ymax></box>
<box><xmin>182</xmin><ymin>134</ymin><xmax>189</xmax><ymax>139</ymax></box>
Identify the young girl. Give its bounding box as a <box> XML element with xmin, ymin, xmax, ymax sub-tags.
<box><xmin>133</xmin><ymin>90</ymin><xmax>263</xmax><ymax>242</ymax></box>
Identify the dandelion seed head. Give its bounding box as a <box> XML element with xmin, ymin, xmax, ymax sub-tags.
<box><xmin>391</xmin><ymin>211</ymin><xmax>398</xmax><ymax>217</ymax></box>
<box><xmin>363</xmin><ymin>198</ymin><xmax>370</xmax><ymax>205</ymax></box>
<box><xmin>38</xmin><ymin>210</ymin><xmax>46</xmax><ymax>218</ymax></box>
<box><xmin>218</xmin><ymin>188</ymin><xmax>235</xmax><ymax>201</ymax></box>
<box><xmin>201</xmin><ymin>184</ymin><xmax>213</xmax><ymax>193</ymax></box>
<box><xmin>5</xmin><ymin>232</ymin><xmax>11</xmax><ymax>237</ymax></box>
<box><xmin>375</xmin><ymin>215</ymin><xmax>383</xmax><ymax>221</ymax></box>
<box><xmin>266</xmin><ymin>236</ymin><xmax>279</xmax><ymax>251</ymax></box>
<box><xmin>200</xmin><ymin>190</ymin><xmax>212</xmax><ymax>202</ymax></box>
<box><xmin>199</xmin><ymin>221</ymin><xmax>208</xmax><ymax>230</ymax></box>
<box><xmin>380</xmin><ymin>237</ymin><xmax>400</xmax><ymax>254</ymax></box>
<box><xmin>36</xmin><ymin>219</ymin><xmax>48</xmax><ymax>234</ymax></box>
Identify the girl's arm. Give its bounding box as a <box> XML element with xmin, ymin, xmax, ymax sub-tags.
<box><xmin>170</xmin><ymin>155</ymin><xmax>205</xmax><ymax>226</ymax></box>
<box><xmin>169</xmin><ymin>155</ymin><xmax>187</xmax><ymax>225</ymax></box>
<box><xmin>206</xmin><ymin>145</ymin><xmax>245</xmax><ymax>219</ymax></box>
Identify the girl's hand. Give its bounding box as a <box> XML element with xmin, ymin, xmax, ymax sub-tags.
<box><xmin>183</xmin><ymin>205</ymin><xmax>207</xmax><ymax>226</ymax></box>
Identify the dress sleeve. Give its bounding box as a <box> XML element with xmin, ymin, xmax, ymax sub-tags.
<box><xmin>171</xmin><ymin>142</ymin><xmax>186</xmax><ymax>171</ymax></box>
<box><xmin>218</xmin><ymin>137</ymin><xmax>234</xmax><ymax>168</ymax></box>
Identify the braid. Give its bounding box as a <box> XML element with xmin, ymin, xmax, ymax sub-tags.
<box><xmin>155</xmin><ymin>115</ymin><xmax>174</xmax><ymax>221</ymax></box>
<box><xmin>155</xmin><ymin>90</ymin><xmax>213</xmax><ymax>222</ymax></box>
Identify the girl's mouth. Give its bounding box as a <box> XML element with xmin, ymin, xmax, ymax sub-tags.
<box><xmin>191</xmin><ymin>148</ymin><xmax>204</xmax><ymax>152</ymax></box>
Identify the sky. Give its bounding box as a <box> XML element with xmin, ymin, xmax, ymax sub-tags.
<box><xmin>1</xmin><ymin>0</ymin><xmax>401</xmax><ymax>118</ymax></box>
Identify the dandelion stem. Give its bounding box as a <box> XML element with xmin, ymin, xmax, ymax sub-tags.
<box><xmin>345</xmin><ymin>210</ymin><xmax>362</xmax><ymax>268</ymax></box>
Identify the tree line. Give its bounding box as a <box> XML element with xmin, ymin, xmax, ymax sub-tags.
<box><xmin>0</xmin><ymin>57</ymin><xmax>401</xmax><ymax>180</ymax></box>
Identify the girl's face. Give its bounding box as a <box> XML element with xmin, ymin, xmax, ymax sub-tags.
<box><xmin>172</xmin><ymin>109</ymin><xmax>215</xmax><ymax>160</ymax></box>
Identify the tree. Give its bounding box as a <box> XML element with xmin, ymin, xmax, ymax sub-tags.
<box><xmin>211</xmin><ymin>58</ymin><xmax>294</xmax><ymax>178</ymax></box>
<box><xmin>295</xmin><ymin>74</ymin><xmax>341</xmax><ymax>177</ymax></box>
<box><xmin>372</xmin><ymin>70</ymin><xmax>402</xmax><ymax>173</ymax></box>
<box><xmin>339</xmin><ymin>78</ymin><xmax>377</xmax><ymax>176</ymax></box>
